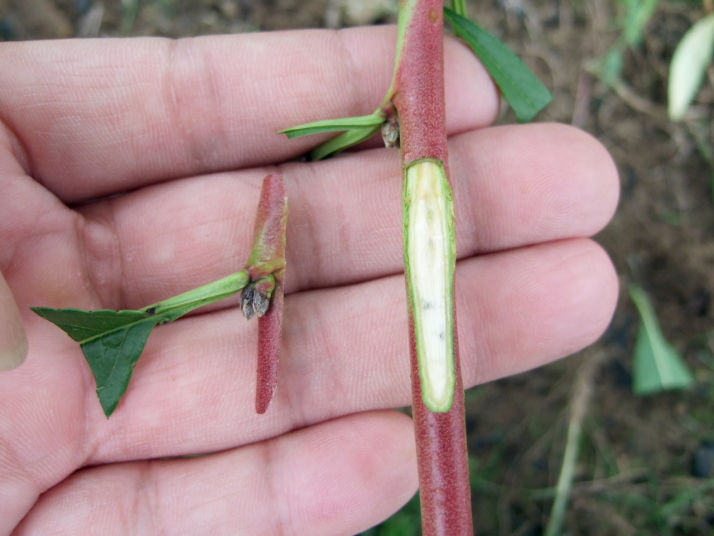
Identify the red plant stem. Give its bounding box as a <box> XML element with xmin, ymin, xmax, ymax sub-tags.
<box><xmin>256</xmin><ymin>279</ymin><xmax>283</xmax><ymax>413</ymax></box>
<box><xmin>392</xmin><ymin>0</ymin><xmax>474</xmax><ymax>534</ymax></box>
<box><xmin>246</xmin><ymin>174</ymin><xmax>288</xmax><ymax>414</ymax></box>
<box><xmin>409</xmin><ymin>318</ymin><xmax>472</xmax><ymax>535</ymax></box>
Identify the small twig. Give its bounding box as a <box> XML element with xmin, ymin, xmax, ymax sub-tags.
<box><xmin>571</xmin><ymin>69</ymin><xmax>593</xmax><ymax>129</ymax></box>
<box><xmin>544</xmin><ymin>350</ymin><xmax>607</xmax><ymax>536</ymax></box>
<box><xmin>611</xmin><ymin>80</ymin><xmax>668</xmax><ymax>121</ymax></box>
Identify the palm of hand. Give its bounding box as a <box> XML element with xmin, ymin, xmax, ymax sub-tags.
<box><xmin>0</xmin><ymin>29</ymin><xmax>618</xmax><ymax>535</ymax></box>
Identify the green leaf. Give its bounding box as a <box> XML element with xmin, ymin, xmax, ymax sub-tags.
<box><xmin>309</xmin><ymin>124</ymin><xmax>382</xmax><ymax>161</ymax></box>
<box><xmin>31</xmin><ymin>307</ymin><xmax>163</xmax><ymax>416</ymax></box>
<box><xmin>444</xmin><ymin>8</ymin><xmax>552</xmax><ymax>122</ymax></box>
<box><xmin>601</xmin><ymin>46</ymin><xmax>625</xmax><ymax>87</ymax></box>
<box><xmin>28</xmin><ymin>308</ymin><xmax>148</xmax><ymax>343</ymax></box>
<box><xmin>81</xmin><ymin>318</ymin><xmax>160</xmax><ymax>416</ymax></box>
<box><xmin>450</xmin><ymin>0</ymin><xmax>467</xmax><ymax>18</ymax></box>
<box><xmin>668</xmin><ymin>13</ymin><xmax>714</xmax><ymax>121</ymax></box>
<box><xmin>624</xmin><ymin>0</ymin><xmax>659</xmax><ymax>47</ymax></box>
<box><xmin>279</xmin><ymin>113</ymin><xmax>384</xmax><ymax>139</ymax></box>
<box><xmin>629</xmin><ymin>285</ymin><xmax>694</xmax><ymax>395</ymax></box>
<box><xmin>31</xmin><ymin>270</ymin><xmax>251</xmax><ymax>417</ymax></box>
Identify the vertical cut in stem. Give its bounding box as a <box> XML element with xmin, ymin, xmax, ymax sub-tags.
<box><xmin>404</xmin><ymin>159</ymin><xmax>456</xmax><ymax>412</ymax></box>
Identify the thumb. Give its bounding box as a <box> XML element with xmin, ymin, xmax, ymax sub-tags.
<box><xmin>0</xmin><ymin>272</ymin><xmax>27</xmax><ymax>371</ymax></box>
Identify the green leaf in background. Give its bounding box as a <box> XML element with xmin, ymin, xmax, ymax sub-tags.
<box><xmin>279</xmin><ymin>113</ymin><xmax>384</xmax><ymax>139</ymax></box>
<box><xmin>601</xmin><ymin>45</ymin><xmax>626</xmax><ymax>87</ymax></box>
<box><xmin>309</xmin><ymin>124</ymin><xmax>382</xmax><ymax>160</ymax></box>
<box><xmin>668</xmin><ymin>12</ymin><xmax>714</xmax><ymax>121</ymax></box>
<box><xmin>450</xmin><ymin>0</ymin><xmax>467</xmax><ymax>18</ymax></box>
<box><xmin>623</xmin><ymin>0</ymin><xmax>659</xmax><ymax>47</ymax></box>
<box><xmin>629</xmin><ymin>285</ymin><xmax>694</xmax><ymax>395</ymax></box>
<box><xmin>444</xmin><ymin>7</ymin><xmax>552</xmax><ymax>122</ymax></box>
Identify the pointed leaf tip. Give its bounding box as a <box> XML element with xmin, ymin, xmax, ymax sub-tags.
<box><xmin>444</xmin><ymin>8</ymin><xmax>552</xmax><ymax>122</ymax></box>
<box><xmin>668</xmin><ymin>13</ymin><xmax>714</xmax><ymax>121</ymax></box>
<box><xmin>629</xmin><ymin>285</ymin><xmax>694</xmax><ymax>396</ymax></box>
<box><xmin>83</xmin><ymin>319</ymin><xmax>160</xmax><ymax>417</ymax></box>
<box><xmin>279</xmin><ymin>113</ymin><xmax>384</xmax><ymax>139</ymax></box>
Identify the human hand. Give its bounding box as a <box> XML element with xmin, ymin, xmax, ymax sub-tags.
<box><xmin>0</xmin><ymin>29</ymin><xmax>618</xmax><ymax>535</ymax></box>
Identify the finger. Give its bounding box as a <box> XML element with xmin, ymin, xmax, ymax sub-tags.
<box><xmin>59</xmin><ymin>237</ymin><xmax>615</xmax><ymax>462</ymax></box>
<box><xmin>0</xmin><ymin>29</ymin><xmax>498</xmax><ymax>202</ymax></box>
<box><xmin>13</xmin><ymin>411</ymin><xmax>417</xmax><ymax>536</ymax></box>
<box><xmin>71</xmin><ymin>123</ymin><xmax>618</xmax><ymax>309</ymax></box>
<box><xmin>0</xmin><ymin>271</ymin><xmax>28</xmax><ymax>370</ymax></box>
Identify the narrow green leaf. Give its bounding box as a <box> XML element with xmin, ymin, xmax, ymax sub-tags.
<box><xmin>450</xmin><ymin>0</ymin><xmax>467</xmax><ymax>18</ymax></box>
<box><xmin>279</xmin><ymin>113</ymin><xmax>384</xmax><ymax>139</ymax></box>
<box><xmin>310</xmin><ymin>124</ymin><xmax>382</xmax><ymax>161</ymax></box>
<box><xmin>444</xmin><ymin>8</ymin><xmax>552</xmax><ymax>122</ymax></box>
<box><xmin>668</xmin><ymin>13</ymin><xmax>714</xmax><ymax>121</ymax></box>
<box><xmin>624</xmin><ymin>0</ymin><xmax>659</xmax><ymax>47</ymax></box>
<box><xmin>629</xmin><ymin>285</ymin><xmax>694</xmax><ymax>395</ymax></box>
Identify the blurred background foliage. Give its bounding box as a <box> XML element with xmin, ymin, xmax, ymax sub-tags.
<box><xmin>2</xmin><ymin>0</ymin><xmax>714</xmax><ymax>534</ymax></box>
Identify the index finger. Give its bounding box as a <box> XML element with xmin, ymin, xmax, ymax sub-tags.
<box><xmin>0</xmin><ymin>28</ymin><xmax>498</xmax><ymax>202</ymax></box>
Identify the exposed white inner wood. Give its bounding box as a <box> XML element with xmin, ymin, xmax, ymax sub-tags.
<box><xmin>405</xmin><ymin>160</ymin><xmax>455</xmax><ymax>412</ymax></box>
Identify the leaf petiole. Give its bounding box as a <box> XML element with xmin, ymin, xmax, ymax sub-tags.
<box><xmin>139</xmin><ymin>269</ymin><xmax>251</xmax><ymax>322</ymax></box>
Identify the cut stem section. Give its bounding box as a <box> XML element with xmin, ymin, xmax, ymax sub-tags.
<box><xmin>404</xmin><ymin>159</ymin><xmax>456</xmax><ymax>412</ymax></box>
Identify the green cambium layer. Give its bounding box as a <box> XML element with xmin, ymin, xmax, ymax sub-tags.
<box><xmin>403</xmin><ymin>158</ymin><xmax>457</xmax><ymax>412</ymax></box>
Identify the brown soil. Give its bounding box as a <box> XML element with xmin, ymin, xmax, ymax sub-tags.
<box><xmin>2</xmin><ymin>0</ymin><xmax>713</xmax><ymax>534</ymax></box>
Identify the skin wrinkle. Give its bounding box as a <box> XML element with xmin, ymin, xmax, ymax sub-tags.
<box><xmin>453</xmin><ymin>280</ymin><xmax>488</xmax><ymax>387</ymax></box>
<box><xmin>0</xmin><ymin>430</ymin><xmax>42</xmax><ymax>528</ymax></box>
<box><xmin>142</xmin><ymin>461</ymin><xmax>162</xmax><ymax>536</ymax></box>
<box><xmin>163</xmin><ymin>39</ymin><xmax>211</xmax><ymax>175</ymax></box>
<box><xmin>76</xmin><ymin>215</ymin><xmax>112</xmax><ymax>310</ymax></box>
<box><xmin>262</xmin><ymin>438</ymin><xmax>289</xmax><ymax>536</ymax></box>
<box><xmin>0</xmin><ymin>119</ymin><xmax>32</xmax><ymax>177</ymax></box>
<box><xmin>334</xmin><ymin>29</ymin><xmax>374</xmax><ymax>119</ymax></box>
<box><xmin>305</xmin><ymin>287</ymin><xmax>348</xmax><ymax>421</ymax></box>
<box><xmin>277</xmin><ymin>297</ymin><xmax>315</xmax><ymax>435</ymax></box>
<box><xmin>164</xmin><ymin>39</ymin><xmax>187</xmax><ymax>173</ymax></box>
<box><xmin>0</xmin><ymin>109</ymin><xmax>34</xmax><ymax>183</ymax></box>
<box><xmin>271</xmin><ymin>299</ymin><xmax>303</xmax><ymax>432</ymax></box>
<box><xmin>290</xmin><ymin>164</ymin><xmax>329</xmax><ymax>291</ymax></box>
<box><xmin>189</xmin><ymin>41</ymin><xmax>228</xmax><ymax>169</ymax></box>
<box><xmin>204</xmin><ymin>45</ymin><xmax>230</xmax><ymax>169</ymax></box>
<box><xmin>163</xmin><ymin>38</ymin><xmax>238</xmax><ymax>173</ymax></box>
